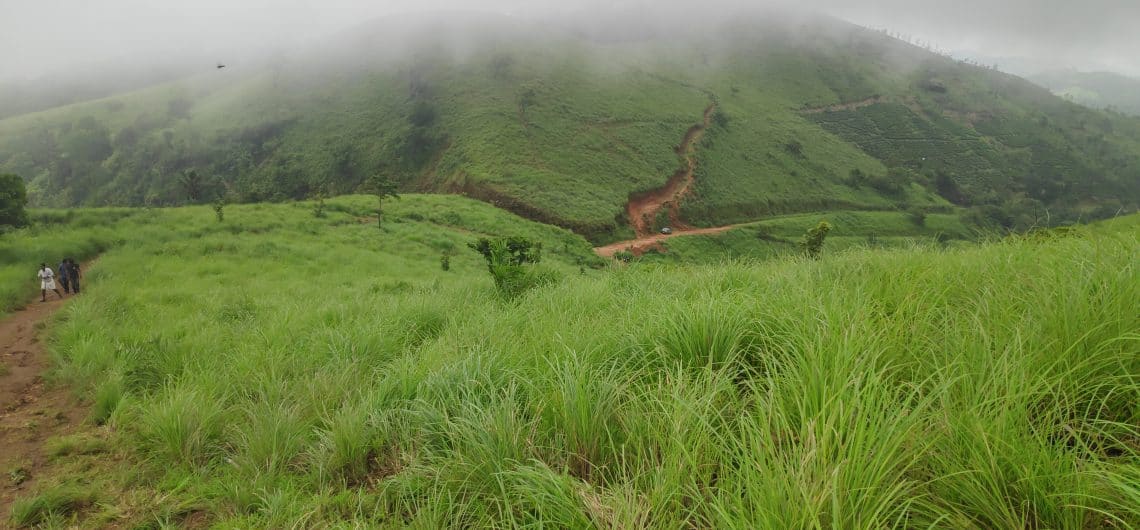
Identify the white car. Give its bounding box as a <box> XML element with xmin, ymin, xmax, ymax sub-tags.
<box><xmin>660</xmin><ymin>227</ymin><xmax>673</xmax><ymax>235</ymax></box>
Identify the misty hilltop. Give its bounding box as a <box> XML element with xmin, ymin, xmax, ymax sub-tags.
<box><xmin>1</xmin><ymin>8</ymin><xmax>1138</xmax><ymax>241</ymax></box>
<box><xmin>1029</xmin><ymin>70</ymin><xmax>1140</xmax><ymax>117</ymax></box>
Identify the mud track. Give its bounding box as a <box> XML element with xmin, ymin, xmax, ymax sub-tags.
<box><xmin>595</xmin><ymin>103</ymin><xmax>754</xmax><ymax>257</ymax></box>
<box><xmin>0</xmin><ymin>291</ymin><xmax>86</xmax><ymax>517</ymax></box>
<box><xmin>624</xmin><ymin>103</ymin><xmax>716</xmax><ymax>240</ymax></box>
<box><xmin>593</xmin><ymin>95</ymin><xmax>891</xmax><ymax>258</ymax></box>
<box><xmin>594</xmin><ymin>224</ymin><xmax>750</xmax><ymax>257</ymax></box>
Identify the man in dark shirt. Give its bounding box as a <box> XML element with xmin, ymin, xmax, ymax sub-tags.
<box><xmin>67</xmin><ymin>259</ymin><xmax>81</xmax><ymax>294</ymax></box>
<box><xmin>58</xmin><ymin>259</ymin><xmax>71</xmax><ymax>294</ymax></box>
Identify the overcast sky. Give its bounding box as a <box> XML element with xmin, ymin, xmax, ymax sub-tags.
<box><xmin>2</xmin><ymin>0</ymin><xmax>1138</xmax><ymax>81</ymax></box>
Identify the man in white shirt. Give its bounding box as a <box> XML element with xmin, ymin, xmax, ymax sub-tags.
<box><xmin>38</xmin><ymin>263</ymin><xmax>63</xmax><ymax>302</ymax></box>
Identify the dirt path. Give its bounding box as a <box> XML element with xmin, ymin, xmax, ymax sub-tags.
<box><xmin>594</xmin><ymin>224</ymin><xmax>751</xmax><ymax>257</ymax></box>
<box><xmin>593</xmin><ymin>96</ymin><xmax>891</xmax><ymax>259</ymax></box>
<box><xmin>592</xmin><ymin>96</ymin><xmax>890</xmax><ymax>258</ymax></box>
<box><xmin>0</xmin><ymin>293</ymin><xmax>85</xmax><ymax>517</ymax></box>
<box><xmin>594</xmin><ymin>102</ymin><xmax>754</xmax><ymax>258</ymax></box>
<box><xmin>624</xmin><ymin>103</ymin><xmax>717</xmax><ymax>239</ymax></box>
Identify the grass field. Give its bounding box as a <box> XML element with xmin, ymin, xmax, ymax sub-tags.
<box><xmin>0</xmin><ymin>208</ymin><xmax>142</xmax><ymax>313</ymax></box>
<box><xmin>3</xmin><ymin>200</ymin><xmax>1136</xmax><ymax>527</ymax></box>
<box><xmin>0</xmin><ymin>195</ymin><xmax>600</xmax><ymax>317</ymax></box>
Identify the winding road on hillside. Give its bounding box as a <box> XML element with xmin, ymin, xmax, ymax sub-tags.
<box><xmin>594</xmin><ymin>95</ymin><xmax>894</xmax><ymax>258</ymax></box>
<box><xmin>0</xmin><ymin>292</ymin><xmax>87</xmax><ymax>516</ymax></box>
<box><xmin>625</xmin><ymin>103</ymin><xmax>716</xmax><ymax>239</ymax></box>
<box><xmin>594</xmin><ymin>103</ymin><xmax>727</xmax><ymax>256</ymax></box>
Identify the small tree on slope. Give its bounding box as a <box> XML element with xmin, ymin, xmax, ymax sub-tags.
<box><xmin>0</xmin><ymin>173</ymin><xmax>29</xmax><ymax>229</ymax></box>
<box><xmin>468</xmin><ymin>236</ymin><xmax>549</xmax><ymax>297</ymax></box>
<box><xmin>801</xmin><ymin>220</ymin><xmax>832</xmax><ymax>259</ymax></box>
<box><xmin>213</xmin><ymin>196</ymin><xmax>226</xmax><ymax>222</ymax></box>
<box><xmin>180</xmin><ymin>169</ymin><xmax>204</xmax><ymax>203</ymax></box>
<box><xmin>367</xmin><ymin>175</ymin><xmax>400</xmax><ymax>228</ymax></box>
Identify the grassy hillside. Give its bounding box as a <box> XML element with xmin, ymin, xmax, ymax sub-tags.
<box><xmin>1030</xmin><ymin>70</ymin><xmax>1140</xmax><ymax>116</ymax></box>
<box><xmin>6</xmin><ymin>204</ymin><xmax>1138</xmax><ymax>527</ymax></box>
<box><xmin>1</xmin><ymin>11</ymin><xmax>1139</xmax><ymax>242</ymax></box>
<box><xmin>0</xmin><ymin>195</ymin><xmax>599</xmax><ymax>316</ymax></box>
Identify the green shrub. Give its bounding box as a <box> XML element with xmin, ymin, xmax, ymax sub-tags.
<box><xmin>213</xmin><ymin>197</ymin><xmax>225</xmax><ymax>222</ymax></box>
<box><xmin>489</xmin><ymin>263</ymin><xmax>561</xmax><ymax>299</ymax></box>
<box><xmin>613</xmin><ymin>250</ymin><xmax>634</xmax><ymax>263</ymax></box>
<box><xmin>469</xmin><ymin>236</ymin><xmax>552</xmax><ymax>297</ymax></box>
<box><xmin>800</xmin><ymin>220</ymin><xmax>832</xmax><ymax>259</ymax></box>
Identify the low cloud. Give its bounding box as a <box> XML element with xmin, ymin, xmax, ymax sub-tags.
<box><xmin>1</xmin><ymin>0</ymin><xmax>1137</xmax><ymax>81</ymax></box>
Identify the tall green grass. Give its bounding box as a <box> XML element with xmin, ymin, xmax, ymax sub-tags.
<box><xmin>0</xmin><ymin>209</ymin><xmax>141</xmax><ymax>312</ymax></box>
<box><xmin>13</xmin><ymin>203</ymin><xmax>1140</xmax><ymax>528</ymax></box>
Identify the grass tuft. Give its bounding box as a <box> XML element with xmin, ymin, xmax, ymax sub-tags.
<box><xmin>9</xmin><ymin>484</ymin><xmax>97</xmax><ymax>528</ymax></box>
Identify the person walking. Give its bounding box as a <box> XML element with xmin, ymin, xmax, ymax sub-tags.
<box><xmin>58</xmin><ymin>258</ymin><xmax>72</xmax><ymax>294</ymax></box>
<box><xmin>38</xmin><ymin>263</ymin><xmax>63</xmax><ymax>302</ymax></box>
<box><xmin>67</xmin><ymin>259</ymin><xmax>81</xmax><ymax>294</ymax></box>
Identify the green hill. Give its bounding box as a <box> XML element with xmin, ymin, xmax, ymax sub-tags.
<box><xmin>1030</xmin><ymin>70</ymin><xmax>1140</xmax><ymax>117</ymax></box>
<box><xmin>2</xmin><ymin>10</ymin><xmax>1138</xmax><ymax>242</ymax></box>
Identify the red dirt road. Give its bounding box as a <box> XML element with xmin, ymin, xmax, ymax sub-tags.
<box><xmin>0</xmin><ymin>293</ymin><xmax>85</xmax><ymax>517</ymax></box>
<box><xmin>595</xmin><ymin>97</ymin><xmax>889</xmax><ymax>259</ymax></box>
<box><xmin>624</xmin><ymin>103</ymin><xmax>716</xmax><ymax>239</ymax></box>
<box><xmin>594</xmin><ymin>103</ymin><xmax>731</xmax><ymax>258</ymax></box>
<box><xmin>594</xmin><ymin>224</ymin><xmax>743</xmax><ymax>257</ymax></box>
